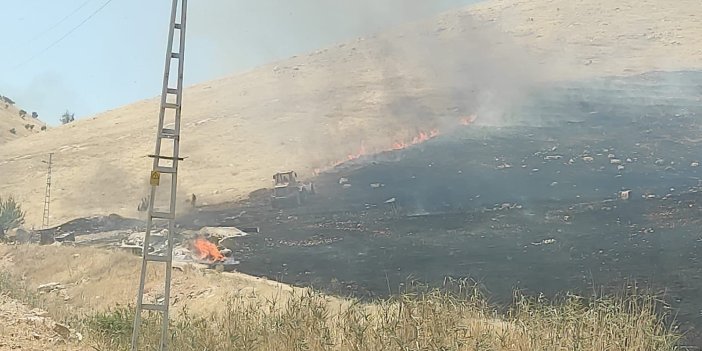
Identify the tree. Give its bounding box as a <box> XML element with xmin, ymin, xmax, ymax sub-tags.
<box><xmin>31</xmin><ymin>112</ymin><xmax>38</xmax><ymax>118</ymax></box>
<box><xmin>19</xmin><ymin>109</ymin><xmax>26</xmax><ymax>118</ymax></box>
<box><xmin>60</xmin><ymin>110</ymin><xmax>75</xmax><ymax>124</ymax></box>
<box><xmin>0</xmin><ymin>195</ymin><xmax>25</xmax><ymax>233</ymax></box>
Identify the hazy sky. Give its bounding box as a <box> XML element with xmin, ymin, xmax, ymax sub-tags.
<box><xmin>0</xmin><ymin>0</ymin><xmax>478</xmax><ymax>125</ymax></box>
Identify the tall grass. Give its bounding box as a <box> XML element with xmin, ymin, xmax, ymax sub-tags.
<box><xmin>87</xmin><ymin>287</ymin><xmax>680</xmax><ymax>351</ymax></box>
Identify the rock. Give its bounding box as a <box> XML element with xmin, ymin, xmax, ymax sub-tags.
<box><xmin>617</xmin><ymin>165</ymin><xmax>625</xmax><ymax>171</ymax></box>
<box><xmin>37</xmin><ymin>282</ymin><xmax>63</xmax><ymax>293</ymax></box>
<box><xmin>53</xmin><ymin>323</ymin><xmax>71</xmax><ymax>339</ymax></box>
<box><xmin>582</xmin><ymin>156</ymin><xmax>594</xmax><ymax>162</ymax></box>
<box><xmin>370</xmin><ymin>183</ymin><xmax>384</xmax><ymax>188</ymax></box>
<box><xmin>550</xmin><ymin>181</ymin><xmax>558</xmax><ymax>187</ymax></box>
<box><xmin>620</xmin><ymin>190</ymin><xmax>631</xmax><ymax>200</ymax></box>
<box><xmin>610</xmin><ymin>158</ymin><xmax>622</xmax><ymax>164</ymax></box>
<box><xmin>655</xmin><ymin>159</ymin><xmax>665</xmax><ymax>165</ymax></box>
<box><xmin>342</xmin><ymin>184</ymin><xmax>352</xmax><ymax>189</ymax></box>
<box><xmin>338</xmin><ymin>177</ymin><xmax>349</xmax><ymax>185</ymax></box>
<box><xmin>691</xmin><ymin>162</ymin><xmax>700</xmax><ymax>167</ymax></box>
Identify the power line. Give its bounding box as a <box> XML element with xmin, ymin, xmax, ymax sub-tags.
<box><xmin>21</xmin><ymin>0</ymin><xmax>95</xmax><ymax>49</ymax></box>
<box><xmin>12</xmin><ymin>0</ymin><xmax>115</xmax><ymax>70</ymax></box>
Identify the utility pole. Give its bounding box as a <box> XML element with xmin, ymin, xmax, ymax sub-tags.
<box><xmin>42</xmin><ymin>153</ymin><xmax>53</xmax><ymax>229</ymax></box>
<box><xmin>131</xmin><ymin>0</ymin><xmax>188</xmax><ymax>350</ymax></box>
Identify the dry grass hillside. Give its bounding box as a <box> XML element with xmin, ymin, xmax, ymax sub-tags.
<box><xmin>1</xmin><ymin>0</ymin><xmax>701</xmax><ymax>226</ymax></box>
<box><xmin>0</xmin><ymin>245</ymin><xmax>680</xmax><ymax>350</ymax></box>
<box><xmin>0</xmin><ymin>97</ymin><xmax>46</xmax><ymax>143</ymax></box>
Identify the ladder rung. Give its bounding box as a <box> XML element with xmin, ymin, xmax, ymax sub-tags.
<box><xmin>151</xmin><ymin>211</ymin><xmax>175</xmax><ymax>220</ymax></box>
<box><xmin>174</xmin><ymin>23</ymin><xmax>182</xmax><ymax>30</ymax></box>
<box><xmin>163</xmin><ymin>102</ymin><xmax>179</xmax><ymax>109</ymax></box>
<box><xmin>141</xmin><ymin>303</ymin><xmax>167</xmax><ymax>312</ymax></box>
<box><xmin>145</xmin><ymin>254</ymin><xmax>169</xmax><ymax>262</ymax></box>
<box><xmin>155</xmin><ymin>166</ymin><xmax>176</xmax><ymax>174</ymax></box>
<box><xmin>166</xmin><ymin>88</ymin><xmax>178</xmax><ymax>94</ymax></box>
<box><xmin>170</xmin><ymin>52</ymin><xmax>180</xmax><ymax>59</ymax></box>
<box><xmin>147</xmin><ymin>154</ymin><xmax>184</xmax><ymax>161</ymax></box>
<box><xmin>160</xmin><ymin>128</ymin><xmax>179</xmax><ymax>139</ymax></box>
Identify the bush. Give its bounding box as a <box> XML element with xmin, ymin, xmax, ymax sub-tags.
<box><xmin>41</xmin><ymin>125</ymin><xmax>47</xmax><ymax>131</ymax></box>
<box><xmin>9</xmin><ymin>128</ymin><xmax>16</xmax><ymax>135</ymax></box>
<box><xmin>19</xmin><ymin>109</ymin><xmax>26</xmax><ymax>118</ymax></box>
<box><xmin>0</xmin><ymin>195</ymin><xmax>25</xmax><ymax>232</ymax></box>
<box><xmin>60</xmin><ymin>110</ymin><xmax>75</xmax><ymax>125</ymax></box>
<box><xmin>1</xmin><ymin>95</ymin><xmax>15</xmax><ymax>105</ymax></box>
<box><xmin>31</xmin><ymin>111</ymin><xmax>38</xmax><ymax>118</ymax></box>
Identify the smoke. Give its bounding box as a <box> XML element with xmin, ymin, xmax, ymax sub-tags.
<box><xmin>188</xmin><ymin>2</ymin><xmax>545</xmax><ymax>173</ymax></box>
<box><xmin>10</xmin><ymin>71</ymin><xmax>80</xmax><ymax>125</ymax></box>
<box><xmin>188</xmin><ymin>1</ymin><xmax>481</xmax><ymax>76</ymax></box>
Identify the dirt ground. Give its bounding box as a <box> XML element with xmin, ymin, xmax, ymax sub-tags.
<box><xmin>0</xmin><ymin>294</ymin><xmax>89</xmax><ymax>351</ymax></box>
<box><xmin>1</xmin><ymin>0</ymin><xmax>701</xmax><ymax>227</ymax></box>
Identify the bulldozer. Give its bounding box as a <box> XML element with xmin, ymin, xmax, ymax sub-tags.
<box><xmin>271</xmin><ymin>171</ymin><xmax>315</xmax><ymax>208</ymax></box>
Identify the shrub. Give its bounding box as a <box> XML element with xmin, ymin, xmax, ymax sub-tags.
<box><xmin>9</xmin><ymin>128</ymin><xmax>16</xmax><ymax>134</ymax></box>
<box><xmin>19</xmin><ymin>109</ymin><xmax>26</xmax><ymax>118</ymax></box>
<box><xmin>1</xmin><ymin>95</ymin><xmax>15</xmax><ymax>105</ymax></box>
<box><xmin>31</xmin><ymin>111</ymin><xmax>38</xmax><ymax>118</ymax></box>
<box><xmin>40</xmin><ymin>125</ymin><xmax>47</xmax><ymax>131</ymax></box>
<box><xmin>0</xmin><ymin>195</ymin><xmax>25</xmax><ymax>232</ymax></box>
<box><xmin>60</xmin><ymin>110</ymin><xmax>75</xmax><ymax>125</ymax></box>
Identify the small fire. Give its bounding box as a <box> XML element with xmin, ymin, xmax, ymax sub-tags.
<box><xmin>314</xmin><ymin>129</ymin><xmax>442</xmax><ymax>174</ymax></box>
<box><xmin>460</xmin><ymin>114</ymin><xmax>478</xmax><ymax>126</ymax></box>
<box><xmin>392</xmin><ymin>129</ymin><xmax>439</xmax><ymax>150</ymax></box>
<box><xmin>192</xmin><ymin>237</ymin><xmax>224</xmax><ymax>262</ymax></box>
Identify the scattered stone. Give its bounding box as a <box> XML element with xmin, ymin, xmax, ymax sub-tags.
<box><xmin>37</xmin><ymin>282</ymin><xmax>63</xmax><ymax>293</ymax></box>
<box><xmin>582</xmin><ymin>156</ymin><xmax>594</xmax><ymax>162</ymax></box>
<box><xmin>338</xmin><ymin>177</ymin><xmax>349</xmax><ymax>185</ymax></box>
<box><xmin>370</xmin><ymin>183</ymin><xmax>384</xmax><ymax>188</ymax></box>
<box><xmin>53</xmin><ymin>323</ymin><xmax>71</xmax><ymax>339</ymax></box>
<box><xmin>610</xmin><ymin>158</ymin><xmax>622</xmax><ymax>164</ymax></box>
<box><xmin>620</xmin><ymin>190</ymin><xmax>631</xmax><ymax>200</ymax></box>
<box><xmin>617</xmin><ymin>165</ymin><xmax>625</xmax><ymax>171</ymax></box>
<box><xmin>692</xmin><ymin>162</ymin><xmax>700</xmax><ymax>167</ymax></box>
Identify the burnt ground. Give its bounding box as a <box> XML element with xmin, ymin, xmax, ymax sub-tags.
<box><xmin>178</xmin><ymin>70</ymin><xmax>702</xmax><ymax>346</ymax></box>
<box><xmin>45</xmin><ymin>71</ymin><xmax>702</xmax><ymax>346</ymax></box>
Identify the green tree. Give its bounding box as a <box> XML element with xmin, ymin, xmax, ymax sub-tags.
<box><xmin>60</xmin><ymin>110</ymin><xmax>75</xmax><ymax>125</ymax></box>
<box><xmin>0</xmin><ymin>196</ymin><xmax>25</xmax><ymax>232</ymax></box>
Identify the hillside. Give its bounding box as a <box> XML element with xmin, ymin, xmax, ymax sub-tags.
<box><xmin>0</xmin><ymin>97</ymin><xmax>47</xmax><ymax>143</ymax></box>
<box><xmin>1</xmin><ymin>0</ymin><xmax>701</xmax><ymax>226</ymax></box>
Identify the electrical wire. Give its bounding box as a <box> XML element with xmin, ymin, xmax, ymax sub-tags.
<box><xmin>12</xmin><ymin>0</ymin><xmax>115</xmax><ymax>70</ymax></box>
<box><xmin>21</xmin><ymin>0</ymin><xmax>94</xmax><ymax>49</ymax></box>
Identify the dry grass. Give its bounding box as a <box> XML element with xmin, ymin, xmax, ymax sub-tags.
<box><xmin>88</xmin><ymin>286</ymin><xmax>679</xmax><ymax>351</ymax></box>
<box><xmin>0</xmin><ymin>245</ymin><xmax>681</xmax><ymax>350</ymax></box>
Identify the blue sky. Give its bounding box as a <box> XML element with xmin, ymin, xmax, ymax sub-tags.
<box><xmin>0</xmin><ymin>0</ymin><xmax>478</xmax><ymax>125</ymax></box>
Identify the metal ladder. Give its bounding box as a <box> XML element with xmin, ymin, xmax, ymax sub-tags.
<box><xmin>130</xmin><ymin>0</ymin><xmax>187</xmax><ymax>350</ymax></box>
<box><xmin>42</xmin><ymin>153</ymin><xmax>53</xmax><ymax>229</ymax></box>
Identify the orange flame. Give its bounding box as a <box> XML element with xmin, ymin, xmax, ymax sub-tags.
<box><xmin>192</xmin><ymin>237</ymin><xmax>224</xmax><ymax>262</ymax></box>
<box><xmin>315</xmin><ymin>128</ymin><xmax>443</xmax><ymax>174</ymax></box>
<box><xmin>460</xmin><ymin>114</ymin><xmax>477</xmax><ymax>125</ymax></box>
